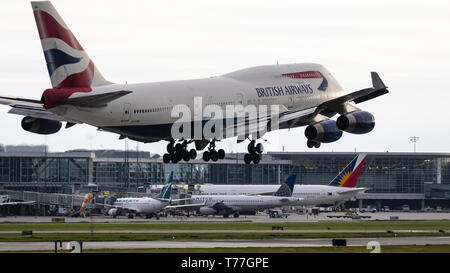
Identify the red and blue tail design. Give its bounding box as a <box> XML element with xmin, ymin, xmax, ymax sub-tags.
<box><xmin>328</xmin><ymin>154</ymin><xmax>367</xmax><ymax>188</ymax></box>
<box><xmin>31</xmin><ymin>1</ymin><xmax>111</xmax><ymax>89</ymax></box>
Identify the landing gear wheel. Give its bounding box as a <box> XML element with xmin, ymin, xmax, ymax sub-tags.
<box><xmin>210</xmin><ymin>150</ymin><xmax>219</xmax><ymax>162</ymax></box>
<box><xmin>247</xmin><ymin>141</ymin><xmax>256</xmax><ymax>154</ymax></box>
<box><xmin>307</xmin><ymin>139</ymin><xmax>315</xmax><ymax>148</ymax></box>
<box><xmin>255</xmin><ymin>143</ymin><xmax>264</xmax><ymax>154</ymax></box>
<box><xmin>167</xmin><ymin>142</ymin><xmax>174</xmax><ymax>154</ymax></box>
<box><xmin>201</xmin><ymin>139</ymin><xmax>226</xmax><ymax>162</ymax></box>
<box><xmin>175</xmin><ymin>143</ymin><xmax>182</xmax><ymax>153</ymax></box>
<box><xmin>182</xmin><ymin>150</ymin><xmax>190</xmax><ymax>162</ymax></box>
<box><xmin>252</xmin><ymin>153</ymin><xmax>261</xmax><ymax>164</ymax></box>
<box><xmin>189</xmin><ymin>149</ymin><xmax>197</xmax><ymax>159</ymax></box>
<box><xmin>217</xmin><ymin>149</ymin><xmax>225</xmax><ymax>159</ymax></box>
<box><xmin>203</xmin><ymin>151</ymin><xmax>211</xmax><ymax>161</ymax></box>
<box><xmin>163</xmin><ymin>153</ymin><xmax>171</xmax><ymax>164</ymax></box>
<box><xmin>171</xmin><ymin>152</ymin><xmax>181</xmax><ymax>163</ymax></box>
<box><xmin>314</xmin><ymin>142</ymin><xmax>321</xmax><ymax>148</ymax></box>
<box><xmin>244</xmin><ymin>153</ymin><xmax>252</xmax><ymax>164</ymax></box>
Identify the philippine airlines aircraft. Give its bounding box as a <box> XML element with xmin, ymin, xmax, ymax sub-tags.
<box><xmin>168</xmin><ymin>174</ymin><xmax>301</xmax><ymax>217</ymax></box>
<box><xmin>106</xmin><ymin>172</ymin><xmax>174</xmax><ymax>218</ymax></box>
<box><xmin>183</xmin><ymin>154</ymin><xmax>368</xmax><ymax>206</ymax></box>
<box><xmin>0</xmin><ymin>2</ymin><xmax>388</xmax><ymax>164</ymax></box>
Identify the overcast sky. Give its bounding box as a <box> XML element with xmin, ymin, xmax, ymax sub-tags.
<box><xmin>0</xmin><ymin>0</ymin><xmax>449</xmax><ymax>155</ymax></box>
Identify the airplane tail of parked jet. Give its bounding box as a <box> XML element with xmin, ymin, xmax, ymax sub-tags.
<box><xmin>155</xmin><ymin>171</ymin><xmax>174</xmax><ymax>200</ymax></box>
<box><xmin>31</xmin><ymin>1</ymin><xmax>111</xmax><ymax>89</ymax></box>
<box><xmin>273</xmin><ymin>174</ymin><xmax>296</xmax><ymax>197</ymax></box>
<box><xmin>328</xmin><ymin>153</ymin><xmax>367</xmax><ymax>188</ymax></box>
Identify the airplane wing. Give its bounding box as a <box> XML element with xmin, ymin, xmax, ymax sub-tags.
<box><xmin>165</xmin><ymin>201</ymin><xmax>206</xmax><ymax>210</ymax></box>
<box><xmin>314</xmin><ymin>72</ymin><xmax>388</xmax><ymax>114</ymax></box>
<box><xmin>222</xmin><ymin>104</ymin><xmax>317</xmax><ymax>141</ymax></box>
<box><xmin>246</xmin><ymin>191</ymin><xmax>276</xmax><ymax>196</ymax></box>
<box><xmin>337</xmin><ymin>188</ymin><xmax>368</xmax><ymax>195</ymax></box>
<box><xmin>211</xmin><ymin>201</ymin><xmax>234</xmax><ymax>214</ymax></box>
<box><xmin>0</xmin><ymin>201</ymin><xmax>36</xmax><ymax>206</ymax></box>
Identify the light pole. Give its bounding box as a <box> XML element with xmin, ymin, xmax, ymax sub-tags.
<box><xmin>410</xmin><ymin>136</ymin><xmax>420</xmax><ymax>152</ymax></box>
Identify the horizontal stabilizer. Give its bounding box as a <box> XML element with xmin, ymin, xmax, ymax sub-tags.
<box><xmin>0</xmin><ymin>96</ymin><xmax>42</xmax><ymax>106</ymax></box>
<box><xmin>8</xmin><ymin>104</ymin><xmax>81</xmax><ymax>124</ymax></box>
<box><xmin>336</xmin><ymin>188</ymin><xmax>368</xmax><ymax>195</ymax></box>
<box><xmin>60</xmin><ymin>90</ymin><xmax>132</xmax><ymax>108</ymax></box>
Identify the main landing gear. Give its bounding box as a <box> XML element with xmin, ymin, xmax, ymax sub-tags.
<box><xmin>163</xmin><ymin>140</ymin><xmax>197</xmax><ymax>163</ymax></box>
<box><xmin>244</xmin><ymin>140</ymin><xmax>263</xmax><ymax>164</ymax></box>
<box><xmin>163</xmin><ymin>139</ymin><xmax>264</xmax><ymax>164</ymax></box>
<box><xmin>202</xmin><ymin>139</ymin><xmax>225</xmax><ymax>162</ymax></box>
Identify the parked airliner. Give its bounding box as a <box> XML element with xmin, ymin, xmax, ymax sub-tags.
<box><xmin>168</xmin><ymin>174</ymin><xmax>301</xmax><ymax>218</ymax></box>
<box><xmin>182</xmin><ymin>154</ymin><xmax>368</xmax><ymax>206</ymax></box>
<box><xmin>105</xmin><ymin>172</ymin><xmax>174</xmax><ymax>218</ymax></box>
<box><xmin>0</xmin><ymin>195</ymin><xmax>35</xmax><ymax>206</ymax></box>
<box><xmin>0</xmin><ymin>2</ymin><xmax>388</xmax><ymax>164</ymax></box>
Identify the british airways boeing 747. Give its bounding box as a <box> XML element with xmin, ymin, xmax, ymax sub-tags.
<box><xmin>0</xmin><ymin>2</ymin><xmax>388</xmax><ymax>164</ymax></box>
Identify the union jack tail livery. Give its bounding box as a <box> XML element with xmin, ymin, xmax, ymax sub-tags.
<box><xmin>328</xmin><ymin>154</ymin><xmax>367</xmax><ymax>188</ymax></box>
<box><xmin>31</xmin><ymin>1</ymin><xmax>111</xmax><ymax>89</ymax></box>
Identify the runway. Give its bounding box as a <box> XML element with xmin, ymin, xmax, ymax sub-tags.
<box><xmin>1</xmin><ymin>213</ymin><xmax>449</xmax><ymax>252</ymax></box>
<box><xmin>1</xmin><ymin>236</ymin><xmax>449</xmax><ymax>252</ymax></box>
<box><xmin>2</xmin><ymin>212</ymin><xmax>450</xmax><ymax>223</ymax></box>
<box><xmin>0</xmin><ymin>229</ymin><xmax>447</xmax><ymax>234</ymax></box>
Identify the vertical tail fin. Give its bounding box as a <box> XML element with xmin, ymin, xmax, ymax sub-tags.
<box><xmin>155</xmin><ymin>172</ymin><xmax>174</xmax><ymax>199</ymax></box>
<box><xmin>31</xmin><ymin>1</ymin><xmax>111</xmax><ymax>88</ymax></box>
<box><xmin>328</xmin><ymin>153</ymin><xmax>367</xmax><ymax>188</ymax></box>
<box><xmin>273</xmin><ymin>174</ymin><xmax>296</xmax><ymax>197</ymax></box>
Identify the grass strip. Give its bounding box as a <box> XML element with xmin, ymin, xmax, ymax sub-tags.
<box><xmin>2</xmin><ymin>245</ymin><xmax>450</xmax><ymax>253</ymax></box>
<box><xmin>0</xmin><ymin>220</ymin><xmax>450</xmax><ymax>232</ymax></box>
<box><xmin>1</xmin><ymin>231</ymin><xmax>449</xmax><ymax>242</ymax></box>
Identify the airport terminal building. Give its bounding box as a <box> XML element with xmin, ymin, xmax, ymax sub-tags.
<box><xmin>0</xmin><ymin>145</ymin><xmax>449</xmax><ymax>210</ymax></box>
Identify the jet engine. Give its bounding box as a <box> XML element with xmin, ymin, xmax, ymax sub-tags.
<box><xmin>107</xmin><ymin>208</ymin><xmax>119</xmax><ymax>216</ymax></box>
<box><xmin>21</xmin><ymin>117</ymin><xmax>62</xmax><ymax>135</ymax></box>
<box><xmin>304</xmin><ymin>119</ymin><xmax>343</xmax><ymax>143</ymax></box>
<box><xmin>336</xmin><ymin>111</ymin><xmax>375</xmax><ymax>134</ymax></box>
<box><xmin>199</xmin><ymin>207</ymin><xmax>217</xmax><ymax>215</ymax></box>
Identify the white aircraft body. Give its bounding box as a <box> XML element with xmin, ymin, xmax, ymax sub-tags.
<box><xmin>169</xmin><ymin>174</ymin><xmax>301</xmax><ymax>217</ymax></box>
<box><xmin>0</xmin><ymin>2</ymin><xmax>388</xmax><ymax>164</ymax></box>
<box><xmin>106</xmin><ymin>172</ymin><xmax>174</xmax><ymax>218</ymax></box>
<box><xmin>181</xmin><ymin>154</ymin><xmax>368</xmax><ymax>206</ymax></box>
<box><xmin>0</xmin><ymin>195</ymin><xmax>36</xmax><ymax>206</ymax></box>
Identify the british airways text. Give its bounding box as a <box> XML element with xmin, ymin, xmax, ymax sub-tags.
<box><xmin>256</xmin><ymin>84</ymin><xmax>313</xmax><ymax>98</ymax></box>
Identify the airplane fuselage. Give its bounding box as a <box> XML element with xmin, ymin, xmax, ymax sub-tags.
<box><xmin>113</xmin><ymin>197</ymin><xmax>168</xmax><ymax>215</ymax></box>
<box><xmin>185</xmin><ymin>184</ymin><xmax>366</xmax><ymax>206</ymax></box>
<box><xmin>50</xmin><ymin>63</ymin><xmax>345</xmax><ymax>142</ymax></box>
<box><xmin>190</xmin><ymin>194</ymin><xmax>300</xmax><ymax>214</ymax></box>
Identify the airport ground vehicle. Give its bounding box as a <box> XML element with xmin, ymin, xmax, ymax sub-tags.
<box><xmin>269</xmin><ymin>209</ymin><xmax>289</xmax><ymax>218</ymax></box>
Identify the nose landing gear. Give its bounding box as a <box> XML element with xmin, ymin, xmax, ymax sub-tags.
<box><xmin>307</xmin><ymin>139</ymin><xmax>321</xmax><ymax>149</ymax></box>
